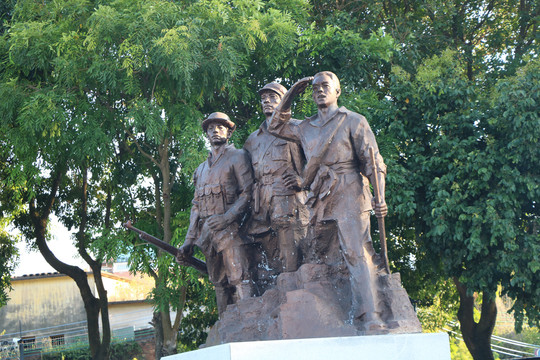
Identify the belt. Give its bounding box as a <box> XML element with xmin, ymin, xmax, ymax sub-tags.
<box><xmin>307</xmin><ymin>162</ymin><xmax>359</xmax><ymax>206</ymax></box>
<box><xmin>327</xmin><ymin>162</ymin><xmax>359</xmax><ymax>175</ymax></box>
<box><xmin>260</xmin><ymin>174</ymin><xmax>274</xmax><ymax>185</ymax></box>
<box><xmin>253</xmin><ymin>174</ymin><xmax>276</xmax><ymax>213</ymax></box>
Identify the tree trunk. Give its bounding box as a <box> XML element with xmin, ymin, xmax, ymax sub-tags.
<box><xmin>29</xmin><ymin>167</ymin><xmax>111</xmax><ymax>360</ymax></box>
<box><xmin>161</xmin><ymin>307</ymin><xmax>178</xmax><ymax>356</ymax></box>
<box><xmin>137</xmin><ymin>136</ymin><xmax>185</xmax><ymax>358</ymax></box>
<box><xmin>92</xmin><ymin>263</ymin><xmax>111</xmax><ymax>360</ymax></box>
<box><xmin>153</xmin><ymin>311</ymin><xmax>165</xmax><ymax>359</ymax></box>
<box><xmin>34</xmin><ymin>215</ymin><xmax>109</xmax><ymax>359</ymax></box>
<box><xmin>77</xmin><ymin>167</ymin><xmax>111</xmax><ymax>360</ymax></box>
<box><xmin>454</xmin><ymin>278</ymin><xmax>497</xmax><ymax>360</ymax></box>
<box><xmin>150</xmin><ymin>139</ymin><xmax>182</xmax><ymax>358</ymax></box>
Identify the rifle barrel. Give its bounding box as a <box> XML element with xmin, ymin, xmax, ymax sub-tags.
<box><xmin>123</xmin><ymin>221</ymin><xmax>208</xmax><ymax>274</ymax></box>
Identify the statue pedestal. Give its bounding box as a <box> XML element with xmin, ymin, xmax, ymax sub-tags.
<box><xmin>163</xmin><ymin>333</ymin><xmax>451</xmax><ymax>360</ymax></box>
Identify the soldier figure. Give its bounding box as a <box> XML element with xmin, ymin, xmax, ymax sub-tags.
<box><xmin>179</xmin><ymin>112</ymin><xmax>254</xmax><ymax>315</ymax></box>
<box><xmin>269</xmin><ymin>72</ymin><xmax>389</xmax><ymax>331</ymax></box>
<box><xmin>243</xmin><ymin>82</ymin><xmax>308</xmax><ymax>285</ymax></box>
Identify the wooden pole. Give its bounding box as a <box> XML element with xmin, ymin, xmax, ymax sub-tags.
<box><xmin>369</xmin><ymin>147</ymin><xmax>390</xmax><ymax>274</ymax></box>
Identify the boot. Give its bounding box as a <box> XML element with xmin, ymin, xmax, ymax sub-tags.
<box><xmin>215</xmin><ymin>286</ymin><xmax>229</xmax><ymax>315</ymax></box>
<box><xmin>277</xmin><ymin>228</ymin><xmax>299</xmax><ymax>272</ymax></box>
<box><xmin>235</xmin><ymin>281</ymin><xmax>254</xmax><ymax>301</ymax></box>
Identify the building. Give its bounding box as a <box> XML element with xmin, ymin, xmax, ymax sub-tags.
<box><xmin>0</xmin><ymin>270</ymin><xmax>155</xmax><ymax>356</ymax></box>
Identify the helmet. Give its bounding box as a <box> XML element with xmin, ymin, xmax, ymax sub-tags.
<box><xmin>201</xmin><ymin>112</ymin><xmax>236</xmax><ymax>133</ymax></box>
<box><xmin>258</xmin><ymin>82</ymin><xmax>287</xmax><ymax>97</ymax></box>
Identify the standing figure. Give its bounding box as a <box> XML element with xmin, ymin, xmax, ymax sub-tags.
<box><xmin>269</xmin><ymin>72</ymin><xmax>389</xmax><ymax>331</ymax></box>
<box><xmin>179</xmin><ymin>112</ymin><xmax>254</xmax><ymax>315</ymax></box>
<box><xmin>243</xmin><ymin>82</ymin><xmax>308</xmax><ymax>287</ymax></box>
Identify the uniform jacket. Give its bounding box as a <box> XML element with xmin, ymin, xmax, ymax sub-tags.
<box><xmin>186</xmin><ymin>145</ymin><xmax>253</xmax><ymax>245</ymax></box>
<box><xmin>243</xmin><ymin>121</ymin><xmax>307</xmax><ymax>234</ymax></box>
<box><xmin>269</xmin><ymin>106</ymin><xmax>386</xmax><ymax>221</ymax></box>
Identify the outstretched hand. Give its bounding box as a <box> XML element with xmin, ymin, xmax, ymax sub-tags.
<box><xmin>289</xmin><ymin>76</ymin><xmax>314</xmax><ymax>97</ymax></box>
<box><xmin>278</xmin><ymin>76</ymin><xmax>314</xmax><ymax>111</ymax></box>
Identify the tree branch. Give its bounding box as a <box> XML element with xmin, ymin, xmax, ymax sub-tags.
<box><xmin>124</xmin><ymin>125</ymin><xmax>160</xmax><ymax>167</ymax></box>
<box><xmin>76</xmin><ymin>166</ymin><xmax>98</xmax><ymax>268</ymax></box>
<box><xmin>477</xmin><ymin>291</ymin><xmax>497</xmax><ymax>334</ymax></box>
<box><xmin>151</xmin><ymin>67</ymin><xmax>164</xmax><ymax>100</ymax></box>
<box><xmin>172</xmin><ymin>285</ymin><xmax>187</xmax><ymax>331</ymax></box>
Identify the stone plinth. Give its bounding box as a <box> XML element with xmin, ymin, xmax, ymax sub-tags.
<box><xmin>164</xmin><ymin>333</ymin><xmax>451</xmax><ymax>360</ymax></box>
<box><xmin>205</xmin><ymin>263</ymin><xmax>421</xmax><ymax>346</ymax></box>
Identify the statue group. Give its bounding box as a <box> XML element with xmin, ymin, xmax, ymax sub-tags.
<box><xmin>178</xmin><ymin>72</ymin><xmax>421</xmax><ymax>344</ymax></box>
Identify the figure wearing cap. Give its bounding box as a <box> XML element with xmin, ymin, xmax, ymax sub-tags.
<box><xmin>179</xmin><ymin>112</ymin><xmax>254</xmax><ymax>314</ymax></box>
<box><xmin>268</xmin><ymin>73</ymin><xmax>390</xmax><ymax>332</ymax></box>
<box><xmin>243</xmin><ymin>82</ymin><xmax>309</xmax><ymax>291</ymax></box>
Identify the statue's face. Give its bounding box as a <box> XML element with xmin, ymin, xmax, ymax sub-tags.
<box><xmin>312</xmin><ymin>74</ymin><xmax>340</xmax><ymax>108</ymax></box>
<box><xmin>260</xmin><ymin>90</ymin><xmax>281</xmax><ymax>116</ymax></box>
<box><xmin>206</xmin><ymin>122</ymin><xmax>230</xmax><ymax>146</ymax></box>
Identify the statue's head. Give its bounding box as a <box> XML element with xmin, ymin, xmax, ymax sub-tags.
<box><xmin>312</xmin><ymin>71</ymin><xmax>341</xmax><ymax>108</ymax></box>
<box><xmin>202</xmin><ymin>112</ymin><xmax>236</xmax><ymax>145</ymax></box>
<box><xmin>258</xmin><ymin>82</ymin><xmax>287</xmax><ymax>117</ymax></box>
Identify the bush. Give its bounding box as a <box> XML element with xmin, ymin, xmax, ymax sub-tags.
<box><xmin>42</xmin><ymin>340</ymin><xmax>143</xmax><ymax>360</ymax></box>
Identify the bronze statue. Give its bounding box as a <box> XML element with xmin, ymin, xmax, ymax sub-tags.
<box><xmin>243</xmin><ymin>82</ymin><xmax>308</xmax><ymax>290</ymax></box>
<box><xmin>126</xmin><ymin>73</ymin><xmax>421</xmax><ymax>343</ymax></box>
<box><xmin>269</xmin><ymin>72</ymin><xmax>389</xmax><ymax>331</ymax></box>
<box><xmin>178</xmin><ymin>112</ymin><xmax>254</xmax><ymax>314</ymax></box>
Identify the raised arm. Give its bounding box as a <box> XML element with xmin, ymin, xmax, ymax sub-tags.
<box><xmin>268</xmin><ymin>77</ymin><xmax>313</xmax><ymax>143</ymax></box>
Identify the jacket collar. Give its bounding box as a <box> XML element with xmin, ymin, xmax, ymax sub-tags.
<box><xmin>208</xmin><ymin>144</ymin><xmax>233</xmax><ymax>167</ymax></box>
<box><xmin>307</xmin><ymin>106</ymin><xmax>348</xmax><ymax>127</ymax></box>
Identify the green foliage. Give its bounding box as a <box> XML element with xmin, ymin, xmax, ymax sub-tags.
<box><xmin>374</xmin><ymin>47</ymin><xmax>539</xmax><ymax>336</ymax></box>
<box><xmin>1</xmin><ymin>0</ymin><xmax>538</xmax><ymax>357</ymax></box>
<box><xmin>416</xmin><ymin>279</ymin><xmax>460</xmax><ymax>333</ymax></box>
<box><xmin>450</xmin><ymin>337</ymin><xmax>474</xmax><ymax>360</ymax></box>
<box><xmin>177</xmin><ymin>275</ymin><xmax>219</xmax><ymax>352</ymax></box>
<box><xmin>294</xmin><ymin>25</ymin><xmax>395</xmax><ymax>91</ymax></box>
<box><xmin>41</xmin><ymin>339</ymin><xmax>142</xmax><ymax>360</ymax></box>
<box><xmin>0</xmin><ymin>226</ymin><xmax>18</xmax><ymax>307</ymax></box>
<box><xmin>0</xmin><ymin>0</ymin><xmax>16</xmax><ymax>34</ymax></box>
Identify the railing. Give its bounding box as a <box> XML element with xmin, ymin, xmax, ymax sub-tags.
<box><xmin>0</xmin><ymin>308</ymin><xmax>155</xmax><ymax>360</ymax></box>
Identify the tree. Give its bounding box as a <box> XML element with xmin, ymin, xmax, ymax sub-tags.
<box><xmin>290</xmin><ymin>2</ymin><xmax>538</xmax><ymax>358</ymax></box>
<box><xmin>77</xmin><ymin>0</ymin><xmax>302</xmax><ymax>356</ymax></box>
<box><xmin>374</xmin><ymin>50</ymin><xmax>539</xmax><ymax>359</ymax></box>
<box><xmin>2</xmin><ymin>1</ymin><xmax>537</xmax><ymax>359</ymax></box>
<box><xmin>0</xmin><ymin>0</ymin><xmax>124</xmax><ymax>357</ymax></box>
<box><xmin>1</xmin><ymin>0</ymin><xmax>304</xmax><ymax>357</ymax></box>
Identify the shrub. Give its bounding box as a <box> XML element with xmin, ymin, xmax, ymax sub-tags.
<box><xmin>42</xmin><ymin>340</ymin><xmax>142</xmax><ymax>360</ymax></box>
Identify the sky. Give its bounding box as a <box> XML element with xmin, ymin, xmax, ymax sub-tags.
<box><xmin>13</xmin><ymin>216</ymin><xmax>87</xmax><ymax>276</ymax></box>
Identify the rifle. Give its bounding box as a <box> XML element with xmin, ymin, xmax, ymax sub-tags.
<box><xmin>123</xmin><ymin>221</ymin><xmax>208</xmax><ymax>275</ymax></box>
<box><xmin>369</xmin><ymin>147</ymin><xmax>391</xmax><ymax>274</ymax></box>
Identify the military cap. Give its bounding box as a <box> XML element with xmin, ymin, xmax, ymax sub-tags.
<box><xmin>202</xmin><ymin>112</ymin><xmax>236</xmax><ymax>133</ymax></box>
<box><xmin>258</xmin><ymin>82</ymin><xmax>287</xmax><ymax>97</ymax></box>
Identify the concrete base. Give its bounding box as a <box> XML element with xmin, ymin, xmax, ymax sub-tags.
<box><xmin>164</xmin><ymin>333</ymin><xmax>451</xmax><ymax>360</ymax></box>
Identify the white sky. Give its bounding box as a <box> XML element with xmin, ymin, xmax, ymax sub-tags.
<box><xmin>13</xmin><ymin>216</ymin><xmax>88</xmax><ymax>276</ymax></box>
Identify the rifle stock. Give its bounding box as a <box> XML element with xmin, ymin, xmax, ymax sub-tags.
<box><xmin>123</xmin><ymin>221</ymin><xmax>208</xmax><ymax>275</ymax></box>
